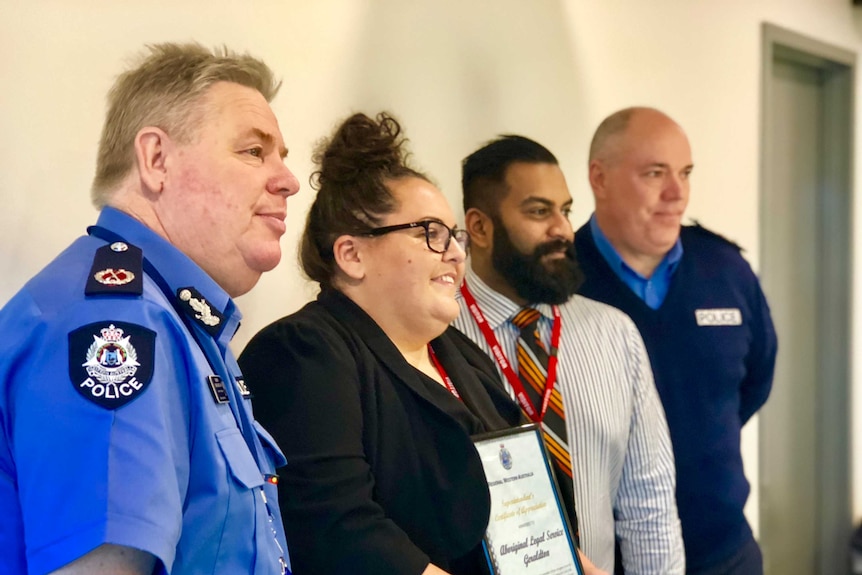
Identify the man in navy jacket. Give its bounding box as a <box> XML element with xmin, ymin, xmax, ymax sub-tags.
<box><xmin>574</xmin><ymin>107</ymin><xmax>777</xmax><ymax>575</ymax></box>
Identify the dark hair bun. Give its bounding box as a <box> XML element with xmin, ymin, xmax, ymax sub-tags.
<box><xmin>312</xmin><ymin>113</ymin><xmax>409</xmax><ymax>191</ymax></box>
<box><xmin>301</xmin><ymin>112</ymin><xmax>428</xmax><ymax>288</ymax></box>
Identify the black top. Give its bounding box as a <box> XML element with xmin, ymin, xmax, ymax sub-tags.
<box><xmin>239</xmin><ymin>289</ymin><xmax>522</xmax><ymax>575</ymax></box>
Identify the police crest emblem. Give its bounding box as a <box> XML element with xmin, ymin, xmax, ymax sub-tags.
<box><xmin>68</xmin><ymin>321</ymin><xmax>155</xmax><ymax>409</ymax></box>
<box><xmin>499</xmin><ymin>443</ymin><xmax>513</xmax><ymax>470</ymax></box>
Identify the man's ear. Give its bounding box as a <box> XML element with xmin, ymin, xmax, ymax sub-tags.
<box><xmin>134</xmin><ymin>126</ymin><xmax>171</xmax><ymax>195</ymax></box>
<box><xmin>332</xmin><ymin>234</ymin><xmax>366</xmax><ymax>282</ymax></box>
<box><xmin>588</xmin><ymin>159</ymin><xmax>607</xmax><ymax>200</ymax></box>
<box><xmin>465</xmin><ymin>207</ymin><xmax>494</xmax><ymax>250</ymax></box>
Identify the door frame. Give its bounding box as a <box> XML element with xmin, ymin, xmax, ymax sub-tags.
<box><xmin>760</xmin><ymin>22</ymin><xmax>855</xmax><ymax>574</ymax></box>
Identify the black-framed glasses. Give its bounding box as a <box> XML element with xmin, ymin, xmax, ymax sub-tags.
<box><xmin>365</xmin><ymin>219</ymin><xmax>470</xmax><ymax>253</ymax></box>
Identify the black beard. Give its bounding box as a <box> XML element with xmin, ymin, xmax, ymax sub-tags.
<box><xmin>491</xmin><ymin>222</ymin><xmax>584</xmax><ymax>305</ymax></box>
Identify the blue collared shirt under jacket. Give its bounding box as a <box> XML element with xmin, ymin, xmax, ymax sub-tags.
<box><xmin>0</xmin><ymin>207</ymin><xmax>289</xmax><ymax>575</ymax></box>
<box><xmin>589</xmin><ymin>214</ymin><xmax>683</xmax><ymax>309</ymax></box>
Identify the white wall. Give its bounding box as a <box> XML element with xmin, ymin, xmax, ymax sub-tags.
<box><xmin>3</xmin><ymin>0</ymin><xmax>862</xmax><ymax>531</ymax></box>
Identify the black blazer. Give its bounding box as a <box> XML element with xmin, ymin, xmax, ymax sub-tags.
<box><xmin>239</xmin><ymin>289</ymin><xmax>522</xmax><ymax>575</ymax></box>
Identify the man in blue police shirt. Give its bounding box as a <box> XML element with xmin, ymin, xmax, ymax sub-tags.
<box><xmin>0</xmin><ymin>43</ymin><xmax>300</xmax><ymax>574</ymax></box>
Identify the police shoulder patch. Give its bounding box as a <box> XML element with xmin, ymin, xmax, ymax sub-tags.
<box><xmin>68</xmin><ymin>321</ymin><xmax>156</xmax><ymax>409</ymax></box>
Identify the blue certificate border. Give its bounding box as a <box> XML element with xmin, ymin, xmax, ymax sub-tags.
<box><xmin>473</xmin><ymin>423</ymin><xmax>583</xmax><ymax>575</ymax></box>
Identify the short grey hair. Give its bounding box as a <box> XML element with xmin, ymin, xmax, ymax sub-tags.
<box><xmin>91</xmin><ymin>42</ymin><xmax>281</xmax><ymax>206</ymax></box>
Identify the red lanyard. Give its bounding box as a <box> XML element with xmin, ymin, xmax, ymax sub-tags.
<box><xmin>427</xmin><ymin>344</ymin><xmax>461</xmax><ymax>400</ymax></box>
<box><xmin>460</xmin><ymin>279</ymin><xmax>561</xmax><ymax>423</ymax></box>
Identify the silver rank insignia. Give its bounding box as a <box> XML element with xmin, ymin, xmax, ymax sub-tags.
<box><xmin>85</xmin><ymin>242</ymin><xmax>143</xmax><ymax>296</ymax></box>
<box><xmin>176</xmin><ymin>286</ymin><xmax>226</xmax><ymax>337</ymax></box>
<box><xmin>68</xmin><ymin>321</ymin><xmax>155</xmax><ymax>409</ymax></box>
<box><xmin>179</xmin><ymin>289</ymin><xmax>220</xmax><ymax>325</ymax></box>
<box><xmin>94</xmin><ymin>268</ymin><xmax>135</xmax><ymax>286</ymax></box>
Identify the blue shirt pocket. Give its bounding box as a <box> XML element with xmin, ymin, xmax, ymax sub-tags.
<box><xmin>253</xmin><ymin>421</ymin><xmax>287</xmax><ymax>469</ymax></box>
<box><xmin>215</xmin><ymin>428</ymin><xmax>265</xmax><ymax>489</ymax></box>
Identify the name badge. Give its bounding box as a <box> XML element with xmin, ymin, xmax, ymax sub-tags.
<box><xmin>208</xmin><ymin>375</ymin><xmax>230</xmax><ymax>404</ymax></box>
<box><xmin>695</xmin><ymin>308</ymin><xmax>742</xmax><ymax>326</ymax></box>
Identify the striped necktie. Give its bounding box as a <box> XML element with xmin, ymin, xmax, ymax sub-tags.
<box><xmin>511</xmin><ymin>307</ymin><xmax>573</xmax><ymax>481</ymax></box>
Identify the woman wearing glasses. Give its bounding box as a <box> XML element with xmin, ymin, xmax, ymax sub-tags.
<box><xmin>239</xmin><ymin>112</ymin><xmax>522</xmax><ymax>575</ymax></box>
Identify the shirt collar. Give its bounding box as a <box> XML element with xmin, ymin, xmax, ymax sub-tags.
<box><xmin>588</xmin><ymin>213</ymin><xmax>683</xmax><ymax>280</ymax></box>
<box><xmin>95</xmin><ymin>207</ymin><xmax>242</xmax><ymax>342</ymax></box>
<box><xmin>463</xmin><ymin>266</ymin><xmax>555</xmax><ymax>329</ymax></box>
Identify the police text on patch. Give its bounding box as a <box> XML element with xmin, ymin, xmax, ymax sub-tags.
<box><xmin>695</xmin><ymin>308</ymin><xmax>742</xmax><ymax>326</ymax></box>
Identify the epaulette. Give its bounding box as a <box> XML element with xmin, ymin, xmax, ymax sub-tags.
<box><xmin>685</xmin><ymin>220</ymin><xmax>744</xmax><ymax>253</ymax></box>
<box><xmin>175</xmin><ymin>285</ymin><xmax>226</xmax><ymax>338</ymax></box>
<box><xmin>85</xmin><ymin>240</ymin><xmax>144</xmax><ymax>296</ymax></box>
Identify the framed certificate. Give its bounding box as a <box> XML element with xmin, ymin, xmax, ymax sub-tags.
<box><xmin>473</xmin><ymin>423</ymin><xmax>583</xmax><ymax>575</ymax></box>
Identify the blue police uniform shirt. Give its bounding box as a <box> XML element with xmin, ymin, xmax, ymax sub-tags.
<box><xmin>589</xmin><ymin>213</ymin><xmax>683</xmax><ymax>309</ymax></box>
<box><xmin>0</xmin><ymin>207</ymin><xmax>289</xmax><ymax>575</ymax></box>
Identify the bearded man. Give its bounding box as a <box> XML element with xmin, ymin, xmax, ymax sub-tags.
<box><xmin>452</xmin><ymin>135</ymin><xmax>684</xmax><ymax>575</ymax></box>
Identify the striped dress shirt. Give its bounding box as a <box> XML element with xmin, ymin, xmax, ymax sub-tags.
<box><xmin>453</xmin><ymin>268</ymin><xmax>685</xmax><ymax>574</ymax></box>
